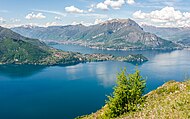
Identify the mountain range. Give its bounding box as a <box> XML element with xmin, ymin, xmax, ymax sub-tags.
<box><xmin>0</xmin><ymin>26</ymin><xmax>88</xmax><ymax>65</ymax></box>
<box><xmin>12</xmin><ymin>19</ymin><xmax>180</xmax><ymax>50</ymax></box>
<box><xmin>0</xmin><ymin>26</ymin><xmax>148</xmax><ymax>65</ymax></box>
<box><xmin>0</xmin><ymin>26</ymin><xmax>50</xmax><ymax>64</ymax></box>
<box><xmin>142</xmin><ymin>24</ymin><xmax>190</xmax><ymax>46</ymax></box>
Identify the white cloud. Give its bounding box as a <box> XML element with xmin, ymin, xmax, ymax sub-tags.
<box><xmin>45</xmin><ymin>22</ymin><xmax>63</xmax><ymax>27</ymax></box>
<box><xmin>96</xmin><ymin>0</ymin><xmax>134</xmax><ymax>10</ymax></box>
<box><xmin>88</xmin><ymin>8</ymin><xmax>94</xmax><ymax>12</ymax></box>
<box><xmin>55</xmin><ymin>16</ymin><xmax>61</xmax><ymax>20</ymax></box>
<box><xmin>133</xmin><ymin>6</ymin><xmax>190</xmax><ymax>27</ymax></box>
<box><xmin>33</xmin><ymin>9</ymin><xmax>67</xmax><ymax>16</ymax></box>
<box><xmin>65</xmin><ymin>6</ymin><xmax>84</xmax><ymax>13</ymax></box>
<box><xmin>90</xmin><ymin>4</ymin><xmax>95</xmax><ymax>8</ymax></box>
<box><xmin>96</xmin><ymin>2</ymin><xmax>109</xmax><ymax>10</ymax></box>
<box><xmin>104</xmin><ymin>0</ymin><xmax>125</xmax><ymax>9</ymax></box>
<box><xmin>94</xmin><ymin>19</ymin><xmax>103</xmax><ymax>24</ymax></box>
<box><xmin>0</xmin><ymin>17</ymin><xmax>6</xmax><ymax>23</ymax></box>
<box><xmin>71</xmin><ymin>21</ymin><xmax>93</xmax><ymax>26</ymax></box>
<box><xmin>127</xmin><ymin>0</ymin><xmax>135</xmax><ymax>5</ymax></box>
<box><xmin>71</xmin><ymin>21</ymin><xmax>79</xmax><ymax>25</ymax></box>
<box><xmin>10</xmin><ymin>18</ymin><xmax>21</xmax><ymax>23</ymax></box>
<box><xmin>25</xmin><ymin>12</ymin><xmax>46</xmax><ymax>20</ymax></box>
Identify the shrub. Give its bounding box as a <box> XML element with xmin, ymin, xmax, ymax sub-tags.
<box><xmin>105</xmin><ymin>68</ymin><xmax>146</xmax><ymax>118</ymax></box>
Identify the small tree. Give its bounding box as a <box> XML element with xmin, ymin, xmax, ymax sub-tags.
<box><xmin>105</xmin><ymin>68</ymin><xmax>146</xmax><ymax>118</ymax></box>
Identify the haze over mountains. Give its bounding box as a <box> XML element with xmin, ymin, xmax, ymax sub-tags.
<box><xmin>141</xmin><ymin>24</ymin><xmax>190</xmax><ymax>46</ymax></box>
<box><xmin>12</xmin><ymin>19</ymin><xmax>180</xmax><ymax>50</ymax></box>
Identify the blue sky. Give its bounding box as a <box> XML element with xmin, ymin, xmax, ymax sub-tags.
<box><xmin>0</xmin><ymin>0</ymin><xmax>190</xmax><ymax>27</ymax></box>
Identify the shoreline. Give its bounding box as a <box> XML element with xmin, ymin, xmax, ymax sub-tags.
<box><xmin>44</xmin><ymin>40</ymin><xmax>183</xmax><ymax>51</ymax></box>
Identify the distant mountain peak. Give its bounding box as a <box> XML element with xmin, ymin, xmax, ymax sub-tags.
<box><xmin>19</xmin><ymin>24</ymin><xmax>39</xmax><ymax>29</ymax></box>
<box><xmin>101</xmin><ymin>18</ymin><xmax>137</xmax><ymax>25</ymax></box>
<box><xmin>99</xmin><ymin>18</ymin><xmax>143</xmax><ymax>31</ymax></box>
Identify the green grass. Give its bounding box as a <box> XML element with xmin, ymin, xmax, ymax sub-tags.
<box><xmin>78</xmin><ymin>80</ymin><xmax>190</xmax><ymax>119</ymax></box>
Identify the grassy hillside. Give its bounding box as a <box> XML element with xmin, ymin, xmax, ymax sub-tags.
<box><xmin>0</xmin><ymin>38</ymin><xmax>50</xmax><ymax>64</ymax></box>
<box><xmin>79</xmin><ymin>80</ymin><xmax>190</xmax><ymax>119</ymax></box>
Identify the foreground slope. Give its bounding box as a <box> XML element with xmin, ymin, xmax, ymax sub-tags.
<box><xmin>12</xmin><ymin>19</ymin><xmax>180</xmax><ymax>50</ymax></box>
<box><xmin>79</xmin><ymin>80</ymin><xmax>190</xmax><ymax>119</ymax></box>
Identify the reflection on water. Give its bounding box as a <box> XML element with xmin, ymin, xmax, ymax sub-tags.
<box><xmin>148</xmin><ymin>50</ymin><xmax>190</xmax><ymax>80</ymax></box>
<box><xmin>0</xmin><ymin>44</ymin><xmax>190</xmax><ymax>119</ymax></box>
<box><xmin>0</xmin><ymin>65</ymin><xmax>46</xmax><ymax>79</ymax></box>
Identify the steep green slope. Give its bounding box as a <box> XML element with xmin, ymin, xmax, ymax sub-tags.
<box><xmin>0</xmin><ymin>26</ymin><xmax>51</xmax><ymax>64</ymax></box>
<box><xmin>0</xmin><ymin>26</ymin><xmax>85</xmax><ymax>65</ymax></box>
<box><xmin>79</xmin><ymin>80</ymin><xmax>190</xmax><ymax>119</ymax></box>
<box><xmin>0</xmin><ymin>38</ymin><xmax>50</xmax><ymax>64</ymax></box>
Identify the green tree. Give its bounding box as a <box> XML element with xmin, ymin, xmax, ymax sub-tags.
<box><xmin>105</xmin><ymin>68</ymin><xmax>146</xmax><ymax>118</ymax></box>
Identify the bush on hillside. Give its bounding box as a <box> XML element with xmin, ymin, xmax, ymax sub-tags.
<box><xmin>105</xmin><ymin>68</ymin><xmax>146</xmax><ymax>118</ymax></box>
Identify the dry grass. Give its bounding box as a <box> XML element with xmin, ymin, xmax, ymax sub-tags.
<box><xmin>78</xmin><ymin>80</ymin><xmax>190</xmax><ymax>119</ymax></box>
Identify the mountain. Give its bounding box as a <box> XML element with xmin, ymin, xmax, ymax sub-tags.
<box><xmin>12</xmin><ymin>19</ymin><xmax>180</xmax><ymax>50</ymax></box>
<box><xmin>0</xmin><ymin>26</ymin><xmax>85</xmax><ymax>65</ymax></box>
<box><xmin>12</xmin><ymin>24</ymin><xmax>87</xmax><ymax>40</ymax></box>
<box><xmin>0</xmin><ymin>26</ymin><xmax>50</xmax><ymax>64</ymax></box>
<box><xmin>142</xmin><ymin>24</ymin><xmax>190</xmax><ymax>46</ymax></box>
<box><xmin>0</xmin><ymin>26</ymin><xmax>148</xmax><ymax>65</ymax></box>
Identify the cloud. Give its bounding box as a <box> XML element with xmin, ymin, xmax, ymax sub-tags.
<box><xmin>10</xmin><ymin>18</ymin><xmax>21</xmax><ymax>23</ymax></box>
<box><xmin>0</xmin><ymin>17</ymin><xmax>6</xmax><ymax>23</ymax></box>
<box><xmin>96</xmin><ymin>0</ymin><xmax>134</xmax><ymax>10</ymax></box>
<box><xmin>127</xmin><ymin>0</ymin><xmax>135</xmax><ymax>5</ymax></box>
<box><xmin>65</xmin><ymin>6</ymin><xmax>84</xmax><ymax>13</ymax></box>
<box><xmin>33</xmin><ymin>9</ymin><xmax>66</xmax><ymax>16</ymax></box>
<box><xmin>96</xmin><ymin>2</ymin><xmax>109</xmax><ymax>10</ymax></box>
<box><xmin>104</xmin><ymin>0</ymin><xmax>125</xmax><ymax>9</ymax></box>
<box><xmin>88</xmin><ymin>8</ymin><xmax>94</xmax><ymax>12</ymax></box>
<box><xmin>71</xmin><ymin>21</ymin><xmax>93</xmax><ymax>26</ymax></box>
<box><xmin>45</xmin><ymin>22</ymin><xmax>63</xmax><ymax>27</ymax></box>
<box><xmin>25</xmin><ymin>12</ymin><xmax>46</xmax><ymax>20</ymax></box>
<box><xmin>55</xmin><ymin>16</ymin><xmax>61</xmax><ymax>20</ymax></box>
<box><xmin>133</xmin><ymin>6</ymin><xmax>190</xmax><ymax>27</ymax></box>
<box><xmin>94</xmin><ymin>19</ymin><xmax>103</xmax><ymax>24</ymax></box>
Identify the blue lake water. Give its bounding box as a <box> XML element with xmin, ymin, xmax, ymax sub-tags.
<box><xmin>0</xmin><ymin>44</ymin><xmax>190</xmax><ymax>119</ymax></box>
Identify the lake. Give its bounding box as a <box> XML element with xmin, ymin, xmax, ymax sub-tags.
<box><xmin>0</xmin><ymin>44</ymin><xmax>190</xmax><ymax>119</ymax></box>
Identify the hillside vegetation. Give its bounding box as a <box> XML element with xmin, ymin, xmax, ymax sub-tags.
<box><xmin>78</xmin><ymin>70</ymin><xmax>190</xmax><ymax>119</ymax></box>
<box><xmin>0</xmin><ymin>26</ymin><xmax>148</xmax><ymax>65</ymax></box>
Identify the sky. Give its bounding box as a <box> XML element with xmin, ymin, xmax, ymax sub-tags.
<box><xmin>0</xmin><ymin>0</ymin><xmax>190</xmax><ymax>28</ymax></box>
